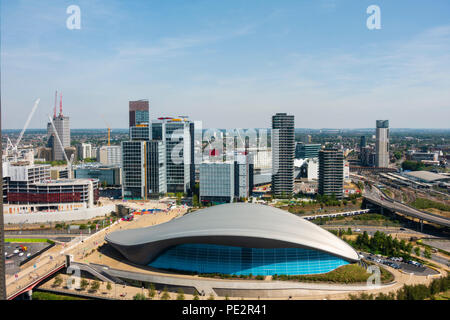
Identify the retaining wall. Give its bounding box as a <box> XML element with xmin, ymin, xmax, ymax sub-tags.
<box><xmin>4</xmin><ymin>205</ymin><xmax>115</xmax><ymax>224</ymax></box>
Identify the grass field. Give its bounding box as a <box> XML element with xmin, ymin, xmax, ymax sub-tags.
<box><xmin>5</xmin><ymin>238</ymin><xmax>50</xmax><ymax>243</ymax></box>
<box><xmin>32</xmin><ymin>291</ymin><xmax>88</xmax><ymax>300</ymax></box>
<box><xmin>272</xmin><ymin>263</ymin><xmax>394</xmax><ymax>284</ymax></box>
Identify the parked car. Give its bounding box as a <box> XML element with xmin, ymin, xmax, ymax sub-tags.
<box><xmin>355</xmin><ymin>228</ymin><xmax>361</xmax><ymax>232</ymax></box>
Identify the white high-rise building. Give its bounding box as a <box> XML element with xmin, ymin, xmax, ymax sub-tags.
<box><xmin>97</xmin><ymin>146</ymin><xmax>122</xmax><ymax>166</ymax></box>
<box><xmin>375</xmin><ymin>120</ymin><xmax>389</xmax><ymax>168</ymax></box>
<box><xmin>77</xmin><ymin>143</ymin><xmax>92</xmax><ymax>160</ymax></box>
<box><xmin>47</xmin><ymin>115</ymin><xmax>70</xmax><ymax>161</ymax></box>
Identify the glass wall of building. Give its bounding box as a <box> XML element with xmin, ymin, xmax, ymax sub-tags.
<box><xmin>149</xmin><ymin>243</ymin><xmax>348</xmax><ymax>276</ymax></box>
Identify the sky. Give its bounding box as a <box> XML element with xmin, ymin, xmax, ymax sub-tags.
<box><xmin>1</xmin><ymin>0</ymin><xmax>450</xmax><ymax>129</ymax></box>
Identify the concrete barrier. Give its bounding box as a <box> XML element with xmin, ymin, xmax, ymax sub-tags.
<box><xmin>4</xmin><ymin>205</ymin><xmax>115</xmax><ymax>225</ymax></box>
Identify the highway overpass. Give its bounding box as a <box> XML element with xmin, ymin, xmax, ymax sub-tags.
<box><xmin>363</xmin><ymin>187</ymin><xmax>450</xmax><ymax>230</ymax></box>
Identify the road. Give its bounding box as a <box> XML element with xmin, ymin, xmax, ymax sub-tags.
<box><xmin>364</xmin><ymin>186</ymin><xmax>450</xmax><ymax>228</ymax></box>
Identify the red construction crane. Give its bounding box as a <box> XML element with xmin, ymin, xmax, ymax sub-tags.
<box><xmin>59</xmin><ymin>92</ymin><xmax>63</xmax><ymax>117</ymax></box>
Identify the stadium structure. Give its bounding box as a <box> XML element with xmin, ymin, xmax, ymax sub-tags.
<box><xmin>106</xmin><ymin>203</ymin><xmax>359</xmax><ymax>276</ymax></box>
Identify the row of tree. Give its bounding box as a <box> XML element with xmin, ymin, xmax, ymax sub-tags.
<box><xmin>349</xmin><ymin>274</ymin><xmax>450</xmax><ymax>300</ymax></box>
<box><xmin>348</xmin><ymin>231</ymin><xmax>413</xmax><ymax>259</ymax></box>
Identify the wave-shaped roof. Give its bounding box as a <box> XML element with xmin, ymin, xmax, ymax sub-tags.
<box><xmin>106</xmin><ymin>203</ymin><xmax>359</xmax><ymax>264</ymax></box>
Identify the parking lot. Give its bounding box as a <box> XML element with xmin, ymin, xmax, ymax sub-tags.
<box><xmin>4</xmin><ymin>242</ymin><xmax>52</xmax><ymax>275</ymax></box>
<box><xmin>361</xmin><ymin>253</ymin><xmax>439</xmax><ymax>276</ymax></box>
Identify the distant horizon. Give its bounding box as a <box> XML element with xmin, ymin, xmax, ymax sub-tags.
<box><xmin>2</xmin><ymin>127</ymin><xmax>450</xmax><ymax>132</ymax></box>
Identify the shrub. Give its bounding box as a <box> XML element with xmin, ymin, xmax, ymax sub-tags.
<box><xmin>176</xmin><ymin>289</ymin><xmax>185</xmax><ymax>300</ymax></box>
<box><xmin>133</xmin><ymin>293</ymin><xmax>147</xmax><ymax>300</ymax></box>
<box><xmin>161</xmin><ymin>287</ymin><xmax>170</xmax><ymax>300</ymax></box>
<box><xmin>80</xmin><ymin>279</ymin><xmax>89</xmax><ymax>290</ymax></box>
<box><xmin>90</xmin><ymin>280</ymin><xmax>100</xmax><ymax>292</ymax></box>
<box><xmin>148</xmin><ymin>283</ymin><xmax>156</xmax><ymax>299</ymax></box>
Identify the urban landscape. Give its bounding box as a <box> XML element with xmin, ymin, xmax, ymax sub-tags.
<box><xmin>0</xmin><ymin>0</ymin><xmax>449</xmax><ymax>314</ymax></box>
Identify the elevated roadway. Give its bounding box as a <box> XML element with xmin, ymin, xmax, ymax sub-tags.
<box><xmin>363</xmin><ymin>187</ymin><xmax>450</xmax><ymax>229</ymax></box>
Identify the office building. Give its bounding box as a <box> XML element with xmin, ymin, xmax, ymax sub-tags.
<box><xmin>200</xmin><ymin>162</ymin><xmax>235</xmax><ymax>203</ymax></box>
<box><xmin>130</xmin><ymin>126</ymin><xmax>149</xmax><ymax>141</ymax></box>
<box><xmin>151</xmin><ymin>118</ymin><xmax>192</xmax><ymax>194</ymax></box>
<box><xmin>129</xmin><ymin>100</ymin><xmax>149</xmax><ymax>127</ymax></box>
<box><xmin>375</xmin><ymin>120</ymin><xmax>389</xmax><ymax>168</ymax></box>
<box><xmin>146</xmin><ymin>140</ymin><xmax>167</xmax><ymax>197</ymax></box>
<box><xmin>234</xmin><ymin>154</ymin><xmax>254</xmax><ymax>199</ymax></box>
<box><xmin>122</xmin><ymin>140</ymin><xmax>166</xmax><ymax>199</ymax></box>
<box><xmin>74</xmin><ymin>164</ymin><xmax>122</xmax><ymax>186</ymax></box>
<box><xmin>360</xmin><ymin>136</ymin><xmax>367</xmax><ymax>151</ymax></box>
<box><xmin>318</xmin><ymin>148</ymin><xmax>344</xmax><ymax>200</ymax></box>
<box><xmin>295</xmin><ymin>143</ymin><xmax>321</xmax><ymax>159</ymax></box>
<box><xmin>271</xmin><ymin>113</ymin><xmax>295</xmax><ymax>198</ymax></box>
<box><xmin>410</xmin><ymin>152</ymin><xmax>439</xmax><ymax>163</ymax></box>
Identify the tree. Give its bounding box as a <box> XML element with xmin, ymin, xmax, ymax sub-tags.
<box><xmin>106</xmin><ymin>282</ymin><xmax>112</xmax><ymax>291</ymax></box>
<box><xmin>193</xmin><ymin>194</ymin><xmax>199</xmax><ymax>207</ymax></box>
<box><xmin>193</xmin><ymin>291</ymin><xmax>200</xmax><ymax>300</ymax></box>
<box><xmin>161</xmin><ymin>287</ymin><xmax>170</xmax><ymax>300</ymax></box>
<box><xmin>414</xmin><ymin>247</ymin><xmax>420</xmax><ymax>256</ymax></box>
<box><xmin>90</xmin><ymin>280</ymin><xmax>100</xmax><ymax>292</ymax></box>
<box><xmin>133</xmin><ymin>293</ymin><xmax>146</xmax><ymax>300</ymax></box>
<box><xmin>80</xmin><ymin>279</ymin><xmax>89</xmax><ymax>290</ymax></box>
<box><xmin>207</xmin><ymin>293</ymin><xmax>215</xmax><ymax>300</ymax></box>
<box><xmin>52</xmin><ymin>275</ymin><xmax>63</xmax><ymax>287</ymax></box>
<box><xmin>176</xmin><ymin>289</ymin><xmax>185</xmax><ymax>300</ymax></box>
<box><xmin>148</xmin><ymin>283</ymin><xmax>156</xmax><ymax>299</ymax></box>
<box><xmin>423</xmin><ymin>247</ymin><xmax>432</xmax><ymax>259</ymax></box>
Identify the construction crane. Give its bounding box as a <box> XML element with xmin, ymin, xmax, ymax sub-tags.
<box><xmin>47</xmin><ymin>114</ymin><xmax>74</xmax><ymax>179</ymax></box>
<box><xmin>100</xmin><ymin>115</ymin><xmax>111</xmax><ymax>146</ymax></box>
<box><xmin>6</xmin><ymin>98</ymin><xmax>40</xmax><ymax>161</ymax></box>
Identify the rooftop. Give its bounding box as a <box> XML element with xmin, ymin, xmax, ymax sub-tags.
<box><xmin>404</xmin><ymin>170</ymin><xmax>450</xmax><ymax>182</ymax></box>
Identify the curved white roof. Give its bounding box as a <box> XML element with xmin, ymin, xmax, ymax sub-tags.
<box><xmin>107</xmin><ymin>203</ymin><xmax>359</xmax><ymax>262</ymax></box>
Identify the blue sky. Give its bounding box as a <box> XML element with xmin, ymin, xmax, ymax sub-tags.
<box><xmin>1</xmin><ymin>0</ymin><xmax>450</xmax><ymax>129</ymax></box>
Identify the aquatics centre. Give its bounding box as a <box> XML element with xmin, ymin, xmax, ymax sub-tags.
<box><xmin>106</xmin><ymin>203</ymin><xmax>360</xmax><ymax>276</ymax></box>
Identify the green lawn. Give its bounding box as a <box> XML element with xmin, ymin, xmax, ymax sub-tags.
<box><xmin>410</xmin><ymin>198</ymin><xmax>450</xmax><ymax>212</ymax></box>
<box><xmin>32</xmin><ymin>291</ymin><xmax>88</xmax><ymax>300</ymax></box>
<box><xmin>272</xmin><ymin>263</ymin><xmax>394</xmax><ymax>284</ymax></box>
<box><xmin>5</xmin><ymin>238</ymin><xmax>51</xmax><ymax>243</ymax></box>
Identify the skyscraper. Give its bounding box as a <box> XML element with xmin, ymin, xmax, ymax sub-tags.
<box><xmin>122</xmin><ymin>140</ymin><xmax>166</xmax><ymax>199</ymax></box>
<box><xmin>129</xmin><ymin>100</ymin><xmax>149</xmax><ymax>127</ymax></box>
<box><xmin>360</xmin><ymin>136</ymin><xmax>366</xmax><ymax>151</ymax></box>
<box><xmin>375</xmin><ymin>120</ymin><xmax>389</xmax><ymax>168</ymax></box>
<box><xmin>271</xmin><ymin>113</ymin><xmax>295</xmax><ymax>198</ymax></box>
<box><xmin>47</xmin><ymin>94</ymin><xmax>70</xmax><ymax>161</ymax></box>
<box><xmin>151</xmin><ymin>118</ymin><xmax>192</xmax><ymax>194</ymax></box>
<box><xmin>318</xmin><ymin>148</ymin><xmax>344</xmax><ymax>200</ymax></box>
